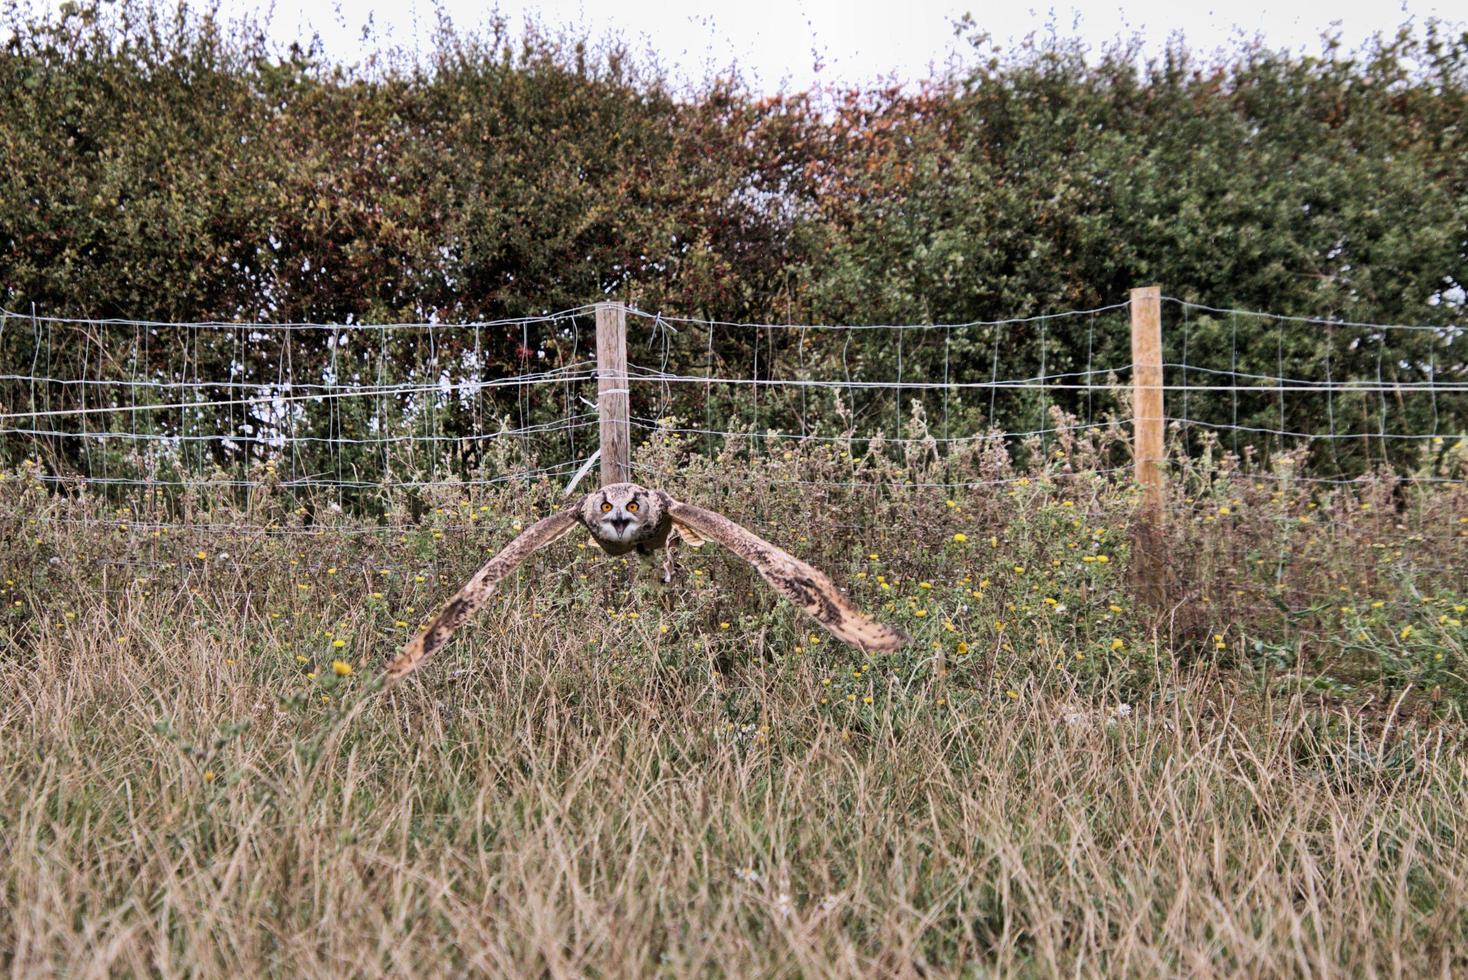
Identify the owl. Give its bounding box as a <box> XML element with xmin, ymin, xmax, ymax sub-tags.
<box><xmin>386</xmin><ymin>482</ymin><xmax>909</xmax><ymax>681</ymax></box>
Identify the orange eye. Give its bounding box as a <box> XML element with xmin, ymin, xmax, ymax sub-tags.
<box><xmin>600</xmin><ymin>502</ymin><xmax>612</xmax><ymax>513</ymax></box>
<box><xmin>627</xmin><ymin>502</ymin><xmax>639</xmax><ymax>513</ymax></box>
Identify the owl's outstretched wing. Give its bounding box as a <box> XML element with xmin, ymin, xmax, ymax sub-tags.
<box><xmin>385</xmin><ymin>507</ymin><xmax>582</xmax><ymax>682</ymax></box>
<box><xmin>666</xmin><ymin>499</ymin><xmax>909</xmax><ymax>653</ymax></box>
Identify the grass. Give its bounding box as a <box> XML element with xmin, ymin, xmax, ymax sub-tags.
<box><xmin>2</xmin><ymin>434</ymin><xmax>1466</xmax><ymax>975</ymax></box>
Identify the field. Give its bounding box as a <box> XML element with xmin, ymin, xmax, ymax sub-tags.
<box><xmin>3</xmin><ymin>441</ymin><xmax>1467</xmax><ymax>976</ymax></box>
<box><xmin>5</xmin><ymin>5</ymin><xmax>1468</xmax><ymax>973</ymax></box>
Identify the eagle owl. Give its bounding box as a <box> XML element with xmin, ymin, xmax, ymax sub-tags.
<box><xmin>386</xmin><ymin>482</ymin><xmax>909</xmax><ymax>680</ymax></box>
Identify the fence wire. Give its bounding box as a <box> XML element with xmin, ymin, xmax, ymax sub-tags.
<box><xmin>2</xmin><ymin>297</ymin><xmax>1464</xmax><ymax>540</ymax></box>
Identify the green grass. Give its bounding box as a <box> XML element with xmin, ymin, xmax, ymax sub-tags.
<box><xmin>1</xmin><ymin>444</ymin><xmax>1466</xmax><ymax>975</ymax></box>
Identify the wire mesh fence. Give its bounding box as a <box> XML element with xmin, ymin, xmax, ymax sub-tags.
<box><xmin>1</xmin><ymin>294</ymin><xmax>1464</xmax><ymax>534</ymax></box>
<box><xmin>0</xmin><ymin>305</ymin><xmax>603</xmax><ymax>511</ymax></box>
<box><xmin>1165</xmin><ymin>298</ymin><xmax>1467</xmax><ymax>483</ymax></box>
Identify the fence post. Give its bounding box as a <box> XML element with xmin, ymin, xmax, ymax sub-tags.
<box><xmin>596</xmin><ymin>301</ymin><xmax>630</xmax><ymax>485</ymax></box>
<box><xmin>1130</xmin><ymin>285</ymin><xmax>1165</xmax><ymax>517</ymax></box>
<box><xmin>1129</xmin><ymin>285</ymin><xmax>1168</xmax><ymax>607</ymax></box>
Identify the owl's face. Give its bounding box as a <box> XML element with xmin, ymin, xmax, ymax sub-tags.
<box><xmin>581</xmin><ymin>482</ymin><xmax>663</xmax><ymax>545</ymax></box>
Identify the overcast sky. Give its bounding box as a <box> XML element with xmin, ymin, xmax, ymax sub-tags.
<box><xmin>55</xmin><ymin>0</ymin><xmax>1468</xmax><ymax>90</ymax></box>
<box><xmin>249</xmin><ymin>0</ymin><xmax>1459</xmax><ymax>89</ymax></box>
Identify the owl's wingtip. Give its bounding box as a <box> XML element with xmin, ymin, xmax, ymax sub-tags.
<box><xmin>845</xmin><ymin>620</ymin><xmax>910</xmax><ymax>653</ymax></box>
<box><xmin>875</xmin><ymin>627</ymin><xmax>911</xmax><ymax>652</ymax></box>
<box><xmin>384</xmin><ymin>636</ymin><xmax>427</xmax><ymax>683</ymax></box>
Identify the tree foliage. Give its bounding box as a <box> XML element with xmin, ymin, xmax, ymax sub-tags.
<box><xmin>2</xmin><ymin>0</ymin><xmax>1465</xmax><ymax>484</ymax></box>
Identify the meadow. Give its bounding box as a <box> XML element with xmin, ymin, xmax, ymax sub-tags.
<box><xmin>2</xmin><ymin>431</ymin><xmax>1466</xmax><ymax>977</ymax></box>
<box><xmin>4</xmin><ymin>4</ymin><xmax>1467</xmax><ymax>972</ymax></box>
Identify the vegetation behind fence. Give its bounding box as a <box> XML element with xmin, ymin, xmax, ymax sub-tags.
<box><xmin>2</xmin><ymin>1</ymin><xmax>1465</xmax><ymax>469</ymax></box>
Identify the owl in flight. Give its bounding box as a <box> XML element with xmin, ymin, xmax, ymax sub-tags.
<box><xmin>385</xmin><ymin>482</ymin><xmax>909</xmax><ymax>681</ymax></box>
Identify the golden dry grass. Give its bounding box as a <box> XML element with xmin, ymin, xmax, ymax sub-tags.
<box><xmin>2</xmin><ymin>448</ymin><xmax>1466</xmax><ymax>976</ymax></box>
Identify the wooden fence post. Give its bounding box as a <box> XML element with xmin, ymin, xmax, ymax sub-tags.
<box><xmin>596</xmin><ymin>301</ymin><xmax>630</xmax><ymax>485</ymax></box>
<box><xmin>1130</xmin><ymin>285</ymin><xmax>1165</xmax><ymax>517</ymax></box>
<box><xmin>1129</xmin><ymin>285</ymin><xmax>1167</xmax><ymax>606</ymax></box>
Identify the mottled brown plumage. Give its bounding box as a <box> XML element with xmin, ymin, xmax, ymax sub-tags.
<box><xmin>665</xmin><ymin>500</ymin><xmax>909</xmax><ymax>654</ymax></box>
<box><xmin>385</xmin><ymin>482</ymin><xmax>908</xmax><ymax>682</ymax></box>
<box><xmin>385</xmin><ymin>508</ymin><xmax>581</xmax><ymax>681</ymax></box>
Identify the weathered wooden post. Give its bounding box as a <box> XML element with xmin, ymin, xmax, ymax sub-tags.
<box><xmin>1130</xmin><ymin>285</ymin><xmax>1165</xmax><ymax>517</ymax></box>
<box><xmin>1129</xmin><ymin>285</ymin><xmax>1166</xmax><ymax>605</ymax></box>
<box><xmin>596</xmin><ymin>301</ymin><xmax>630</xmax><ymax>486</ymax></box>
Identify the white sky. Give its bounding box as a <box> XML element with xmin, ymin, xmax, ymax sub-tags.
<box><xmin>249</xmin><ymin>0</ymin><xmax>1460</xmax><ymax>89</ymax></box>
<box><xmin>50</xmin><ymin>0</ymin><xmax>1468</xmax><ymax>90</ymax></box>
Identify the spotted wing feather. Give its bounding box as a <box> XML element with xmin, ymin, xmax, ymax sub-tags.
<box><xmin>667</xmin><ymin>500</ymin><xmax>908</xmax><ymax>653</ymax></box>
<box><xmin>672</xmin><ymin>523</ymin><xmax>707</xmax><ymax>547</ymax></box>
<box><xmin>385</xmin><ymin>508</ymin><xmax>582</xmax><ymax>682</ymax></box>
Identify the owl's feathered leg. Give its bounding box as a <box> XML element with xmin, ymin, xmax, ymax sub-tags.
<box><xmin>634</xmin><ymin>532</ymin><xmax>680</xmax><ymax>585</ymax></box>
<box><xmin>660</xmin><ymin>534</ymin><xmax>681</xmax><ymax>584</ymax></box>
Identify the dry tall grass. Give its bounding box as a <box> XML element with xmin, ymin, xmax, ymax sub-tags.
<box><xmin>2</xmin><ymin>439</ymin><xmax>1466</xmax><ymax>976</ymax></box>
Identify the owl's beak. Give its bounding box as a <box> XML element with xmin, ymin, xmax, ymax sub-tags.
<box><xmin>604</xmin><ymin>514</ymin><xmax>632</xmax><ymax>539</ymax></box>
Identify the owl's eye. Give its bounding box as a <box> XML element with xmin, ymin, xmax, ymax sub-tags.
<box><xmin>627</xmin><ymin>501</ymin><xmax>639</xmax><ymax>513</ymax></box>
<box><xmin>600</xmin><ymin>502</ymin><xmax>612</xmax><ymax>513</ymax></box>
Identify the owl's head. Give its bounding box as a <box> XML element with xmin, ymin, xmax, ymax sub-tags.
<box><xmin>581</xmin><ymin>482</ymin><xmax>662</xmax><ymax>544</ymax></box>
